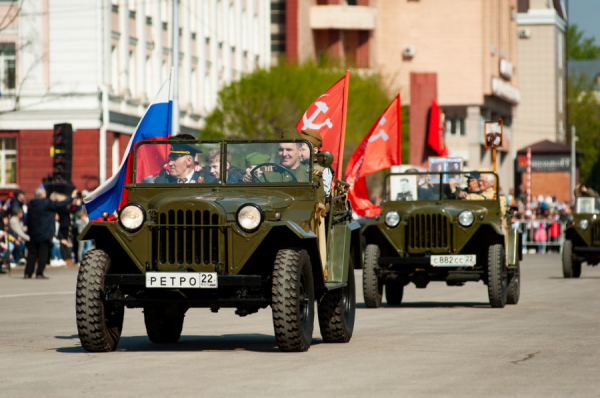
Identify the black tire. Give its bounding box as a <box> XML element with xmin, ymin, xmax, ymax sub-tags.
<box><xmin>562</xmin><ymin>240</ymin><xmax>575</xmax><ymax>278</ymax></box>
<box><xmin>75</xmin><ymin>250</ymin><xmax>124</xmax><ymax>352</ymax></box>
<box><xmin>272</xmin><ymin>249</ymin><xmax>315</xmax><ymax>352</ymax></box>
<box><xmin>144</xmin><ymin>305</ymin><xmax>185</xmax><ymax>344</ymax></box>
<box><xmin>487</xmin><ymin>244</ymin><xmax>507</xmax><ymax>308</ymax></box>
<box><xmin>506</xmin><ymin>263</ymin><xmax>520</xmax><ymax>305</ymax></box>
<box><xmin>573</xmin><ymin>260</ymin><xmax>582</xmax><ymax>278</ymax></box>
<box><xmin>385</xmin><ymin>280</ymin><xmax>404</xmax><ymax>306</ymax></box>
<box><xmin>363</xmin><ymin>244</ymin><xmax>382</xmax><ymax>308</ymax></box>
<box><xmin>318</xmin><ymin>268</ymin><xmax>356</xmax><ymax>343</ymax></box>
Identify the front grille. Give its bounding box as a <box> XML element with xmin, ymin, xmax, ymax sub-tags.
<box><xmin>152</xmin><ymin>209</ymin><xmax>224</xmax><ymax>266</ymax></box>
<box><xmin>592</xmin><ymin>220</ymin><xmax>600</xmax><ymax>245</ymax></box>
<box><xmin>407</xmin><ymin>213</ymin><xmax>451</xmax><ymax>251</ymax></box>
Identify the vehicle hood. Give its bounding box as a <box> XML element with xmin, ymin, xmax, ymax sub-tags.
<box><xmin>383</xmin><ymin>202</ymin><xmax>491</xmax><ymax>219</ymax></box>
<box><xmin>148</xmin><ymin>189</ymin><xmax>294</xmax><ymax>214</ymax></box>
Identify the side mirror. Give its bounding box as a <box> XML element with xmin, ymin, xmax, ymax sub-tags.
<box><xmin>316</xmin><ymin>151</ymin><xmax>334</xmax><ymax>168</ymax></box>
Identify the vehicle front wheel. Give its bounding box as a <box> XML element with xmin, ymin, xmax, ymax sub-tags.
<box><xmin>272</xmin><ymin>249</ymin><xmax>315</xmax><ymax>352</ymax></box>
<box><xmin>363</xmin><ymin>244</ymin><xmax>382</xmax><ymax>308</ymax></box>
<box><xmin>75</xmin><ymin>250</ymin><xmax>124</xmax><ymax>352</ymax></box>
<box><xmin>487</xmin><ymin>244</ymin><xmax>507</xmax><ymax>308</ymax></box>
<box><xmin>506</xmin><ymin>263</ymin><xmax>520</xmax><ymax>305</ymax></box>
<box><xmin>144</xmin><ymin>304</ymin><xmax>186</xmax><ymax>344</ymax></box>
<box><xmin>562</xmin><ymin>240</ymin><xmax>582</xmax><ymax>278</ymax></box>
<box><xmin>385</xmin><ymin>280</ymin><xmax>404</xmax><ymax>306</ymax></box>
<box><xmin>318</xmin><ymin>268</ymin><xmax>356</xmax><ymax>343</ymax></box>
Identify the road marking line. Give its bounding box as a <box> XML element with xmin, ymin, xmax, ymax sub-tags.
<box><xmin>0</xmin><ymin>291</ymin><xmax>73</xmax><ymax>299</ymax></box>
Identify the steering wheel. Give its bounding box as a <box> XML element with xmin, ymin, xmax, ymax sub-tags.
<box><xmin>249</xmin><ymin>163</ymin><xmax>298</xmax><ymax>183</ymax></box>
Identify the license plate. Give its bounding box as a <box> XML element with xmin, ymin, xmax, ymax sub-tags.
<box><xmin>145</xmin><ymin>272</ymin><xmax>218</xmax><ymax>288</ymax></box>
<box><xmin>431</xmin><ymin>255</ymin><xmax>476</xmax><ymax>267</ymax></box>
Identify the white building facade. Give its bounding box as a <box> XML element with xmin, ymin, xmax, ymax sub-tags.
<box><xmin>0</xmin><ymin>0</ymin><xmax>270</xmax><ymax>195</ymax></box>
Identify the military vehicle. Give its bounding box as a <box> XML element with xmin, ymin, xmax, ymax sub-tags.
<box><xmin>360</xmin><ymin>170</ymin><xmax>521</xmax><ymax>308</ymax></box>
<box><xmin>76</xmin><ymin>138</ymin><xmax>361</xmax><ymax>352</ymax></box>
<box><xmin>562</xmin><ymin>196</ymin><xmax>600</xmax><ymax>278</ymax></box>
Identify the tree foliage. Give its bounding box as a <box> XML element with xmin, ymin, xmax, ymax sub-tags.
<box><xmin>568</xmin><ymin>74</ymin><xmax>600</xmax><ymax>191</ymax></box>
<box><xmin>567</xmin><ymin>24</ymin><xmax>600</xmax><ymax>60</ymax></box>
<box><xmin>202</xmin><ymin>61</ymin><xmax>410</xmax><ymax>175</ymax></box>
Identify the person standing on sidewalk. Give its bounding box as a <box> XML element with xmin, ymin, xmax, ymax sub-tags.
<box><xmin>24</xmin><ymin>187</ymin><xmax>76</xmax><ymax>279</ymax></box>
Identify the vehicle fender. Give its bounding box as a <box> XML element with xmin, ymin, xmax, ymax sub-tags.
<box><xmin>361</xmin><ymin>223</ymin><xmax>399</xmax><ymax>258</ymax></box>
<box><xmin>506</xmin><ymin>228</ymin><xmax>520</xmax><ymax>266</ymax></box>
<box><xmin>77</xmin><ymin>222</ymin><xmax>143</xmax><ymax>270</ymax></box>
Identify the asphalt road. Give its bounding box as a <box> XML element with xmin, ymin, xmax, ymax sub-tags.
<box><xmin>1</xmin><ymin>254</ymin><xmax>599</xmax><ymax>398</ymax></box>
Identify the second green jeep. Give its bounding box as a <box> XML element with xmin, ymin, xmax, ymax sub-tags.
<box><xmin>360</xmin><ymin>170</ymin><xmax>521</xmax><ymax>309</ymax></box>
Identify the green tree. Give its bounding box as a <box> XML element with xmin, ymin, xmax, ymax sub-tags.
<box><xmin>568</xmin><ymin>74</ymin><xmax>600</xmax><ymax>191</ymax></box>
<box><xmin>567</xmin><ymin>24</ymin><xmax>600</xmax><ymax>60</ymax></box>
<box><xmin>202</xmin><ymin>62</ymin><xmax>409</xmax><ymax>176</ymax></box>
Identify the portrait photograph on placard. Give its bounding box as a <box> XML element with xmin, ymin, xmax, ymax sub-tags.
<box><xmin>446</xmin><ymin>158</ymin><xmax>463</xmax><ymax>182</ymax></box>
<box><xmin>428</xmin><ymin>157</ymin><xmax>447</xmax><ymax>183</ymax></box>
<box><xmin>576</xmin><ymin>197</ymin><xmax>596</xmax><ymax>214</ymax></box>
<box><xmin>484</xmin><ymin>119</ymin><xmax>503</xmax><ymax>148</ymax></box>
<box><xmin>391</xmin><ymin>175</ymin><xmax>418</xmax><ymax>201</ymax></box>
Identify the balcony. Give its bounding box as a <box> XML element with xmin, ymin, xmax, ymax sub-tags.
<box><xmin>310</xmin><ymin>5</ymin><xmax>376</xmax><ymax>30</ymax></box>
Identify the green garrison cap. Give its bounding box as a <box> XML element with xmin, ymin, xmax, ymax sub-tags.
<box><xmin>300</xmin><ymin>129</ymin><xmax>323</xmax><ymax>149</ymax></box>
<box><xmin>245</xmin><ymin>152</ymin><xmax>270</xmax><ymax>168</ymax></box>
<box><xmin>280</xmin><ymin>127</ymin><xmax>301</xmax><ymax>140</ymax></box>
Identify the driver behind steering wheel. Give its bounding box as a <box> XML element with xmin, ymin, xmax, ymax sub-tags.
<box><xmin>242</xmin><ymin>152</ymin><xmax>270</xmax><ymax>183</ymax></box>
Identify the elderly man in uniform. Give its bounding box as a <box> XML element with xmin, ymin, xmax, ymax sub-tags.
<box><xmin>154</xmin><ymin>138</ymin><xmax>217</xmax><ymax>184</ymax></box>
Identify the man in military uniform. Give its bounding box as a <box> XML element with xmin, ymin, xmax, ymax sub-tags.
<box><xmin>243</xmin><ymin>152</ymin><xmax>271</xmax><ymax>182</ymax></box>
<box><xmin>395</xmin><ymin>178</ymin><xmax>414</xmax><ymax>201</ymax></box>
<box><xmin>154</xmin><ymin>137</ymin><xmax>217</xmax><ymax>184</ymax></box>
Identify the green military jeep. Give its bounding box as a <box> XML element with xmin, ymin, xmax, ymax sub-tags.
<box><xmin>76</xmin><ymin>138</ymin><xmax>361</xmax><ymax>352</ymax></box>
<box><xmin>562</xmin><ymin>196</ymin><xmax>600</xmax><ymax>278</ymax></box>
<box><xmin>360</xmin><ymin>170</ymin><xmax>521</xmax><ymax>308</ymax></box>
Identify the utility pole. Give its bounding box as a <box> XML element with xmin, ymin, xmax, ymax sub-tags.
<box><xmin>571</xmin><ymin>125</ymin><xmax>577</xmax><ymax>200</ymax></box>
<box><xmin>171</xmin><ymin>0</ymin><xmax>180</xmax><ymax>136</ymax></box>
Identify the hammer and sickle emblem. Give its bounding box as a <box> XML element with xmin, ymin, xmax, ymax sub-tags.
<box><xmin>301</xmin><ymin>101</ymin><xmax>333</xmax><ymax>130</ymax></box>
<box><xmin>367</xmin><ymin>116</ymin><xmax>389</xmax><ymax>142</ymax></box>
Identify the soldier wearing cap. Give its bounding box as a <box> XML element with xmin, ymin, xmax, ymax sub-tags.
<box><xmin>154</xmin><ymin>137</ymin><xmax>217</xmax><ymax>184</ymax></box>
<box><xmin>243</xmin><ymin>152</ymin><xmax>271</xmax><ymax>183</ymax></box>
<box><xmin>299</xmin><ymin>129</ymin><xmax>333</xmax><ymax>198</ymax></box>
<box><xmin>275</xmin><ymin>128</ymin><xmax>310</xmax><ymax>183</ymax></box>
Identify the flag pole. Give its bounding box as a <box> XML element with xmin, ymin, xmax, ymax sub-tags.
<box><xmin>337</xmin><ymin>70</ymin><xmax>350</xmax><ymax>178</ymax></box>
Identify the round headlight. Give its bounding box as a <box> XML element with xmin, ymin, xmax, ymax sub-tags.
<box><xmin>385</xmin><ymin>211</ymin><xmax>400</xmax><ymax>228</ymax></box>
<box><xmin>237</xmin><ymin>204</ymin><xmax>263</xmax><ymax>232</ymax></box>
<box><xmin>119</xmin><ymin>204</ymin><xmax>145</xmax><ymax>232</ymax></box>
<box><xmin>458</xmin><ymin>210</ymin><xmax>475</xmax><ymax>227</ymax></box>
<box><xmin>579</xmin><ymin>219</ymin><xmax>590</xmax><ymax>230</ymax></box>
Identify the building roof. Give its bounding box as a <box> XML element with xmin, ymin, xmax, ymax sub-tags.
<box><xmin>516</xmin><ymin>139</ymin><xmax>581</xmax><ymax>155</ymax></box>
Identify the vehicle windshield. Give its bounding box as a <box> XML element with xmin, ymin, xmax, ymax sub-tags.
<box><xmin>386</xmin><ymin>171</ymin><xmax>499</xmax><ymax>201</ymax></box>
<box><xmin>574</xmin><ymin>196</ymin><xmax>600</xmax><ymax>214</ymax></box>
<box><xmin>134</xmin><ymin>140</ymin><xmax>312</xmax><ymax>184</ymax></box>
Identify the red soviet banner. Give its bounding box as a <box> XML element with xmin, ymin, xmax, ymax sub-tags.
<box><xmin>345</xmin><ymin>94</ymin><xmax>401</xmax><ymax>217</ymax></box>
<box><xmin>427</xmin><ymin>99</ymin><xmax>448</xmax><ymax>156</ymax></box>
<box><xmin>296</xmin><ymin>71</ymin><xmax>350</xmax><ymax>178</ymax></box>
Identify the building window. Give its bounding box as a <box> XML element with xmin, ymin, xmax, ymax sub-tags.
<box><xmin>0</xmin><ymin>43</ymin><xmax>16</xmax><ymax>93</ymax></box>
<box><xmin>0</xmin><ymin>137</ymin><xmax>17</xmax><ymax>186</ymax></box>
<box><xmin>447</xmin><ymin>116</ymin><xmax>465</xmax><ymax>136</ymax></box>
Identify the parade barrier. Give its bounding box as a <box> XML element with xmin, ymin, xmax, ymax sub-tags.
<box><xmin>515</xmin><ymin>219</ymin><xmax>566</xmax><ymax>254</ymax></box>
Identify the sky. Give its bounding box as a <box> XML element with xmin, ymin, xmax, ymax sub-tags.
<box><xmin>568</xmin><ymin>0</ymin><xmax>600</xmax><ymax>44</ymax></box>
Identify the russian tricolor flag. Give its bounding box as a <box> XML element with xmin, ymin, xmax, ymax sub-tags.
<box><xmin>84</xmin><ymin>75</ymin><xmax>173</xmax><ymax>221</ymax></box>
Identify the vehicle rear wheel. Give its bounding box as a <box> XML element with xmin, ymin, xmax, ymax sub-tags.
<box><xmin>487</xmin><ymin>244</ymin><xmax>507</xmax><ymax>308</ymax></box>
<box><xmin>385</xmin><ymin>280</ymin><xmax>404</xmax><ymax>306</ymax></box>
<box><xmin>76</xmin><ymin>250</ymin><xmax>124</xmax><ymax>352</ymax></box>
<box><xmin>562</xmin><ymin>240</ymin><xmax>578</xmax><ymax>278</ymax></box>
<box><xmin>363</xmin><ymin>244</ymin><xmax>382</xmax><ymax>308</ymax></box>
<box><xmin>506</xmin><ymin>263</ymin><xmax>520</xmax><ymax>305</ymax></box>
<box><xmin>144</xmin><ymin>304</ymin><xmax>185</xmax><ymax>344</ymax></box>
<box><xmin>318</xmin><ymin>268</ymin><xmax>356</xmax><ymax>343</ymax></box>
<box><xmin>272</xmin><ymin>249</ymin><xmax>315</xmax><ymax>352</ymax></box>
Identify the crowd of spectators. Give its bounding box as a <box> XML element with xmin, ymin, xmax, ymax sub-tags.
<box><xmin>0</xmin><ymin>186</ymin><xmax>92</xmax><ymax>277</ymax></box>
<box><xmin>508</xmin><ymin>185</ymin><xmax>574</xmax><ymax>254</ymax></box>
